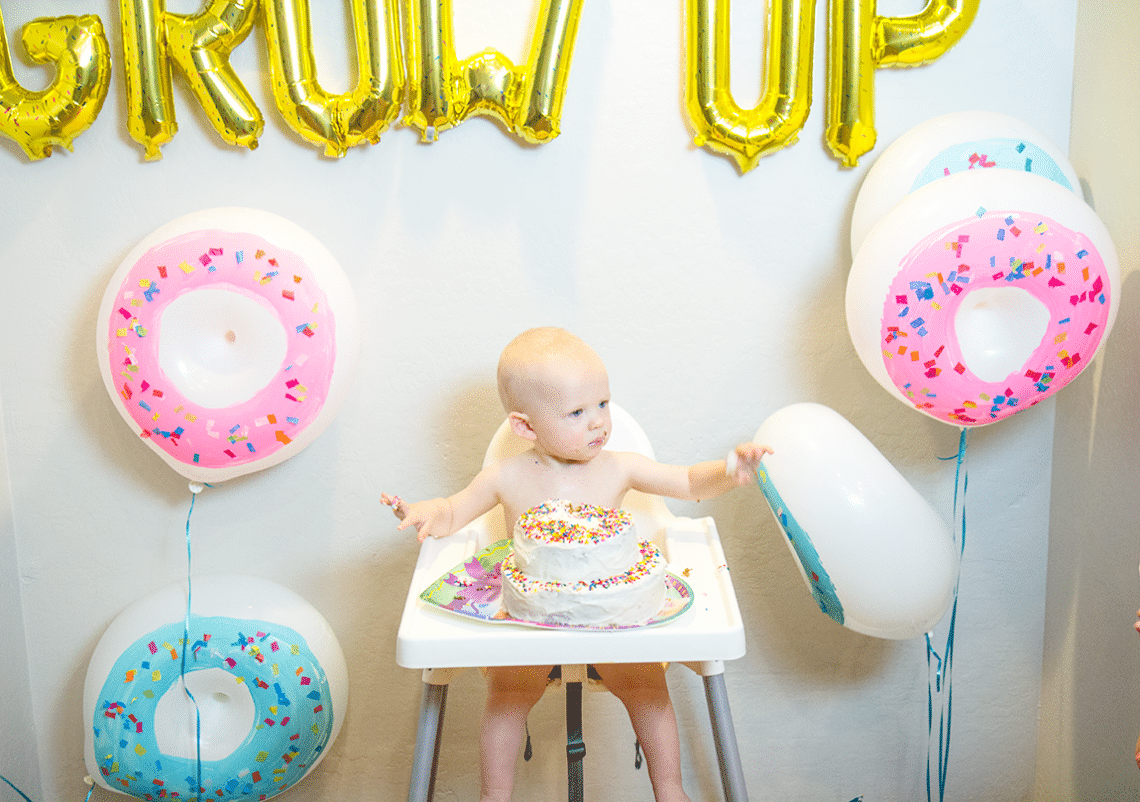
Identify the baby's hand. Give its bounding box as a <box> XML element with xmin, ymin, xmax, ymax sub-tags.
<box><xmin>726</xmin><ymin>442</ymin><xmax>773</xmax><ymax>484</ymax></box>
<box><xmin>381</xmin><ymin>493</ymin><xmax>406</xmax><ymax>519</ymax></box>
<box><xmin>382</xmin><ymin>494</ymin><xmax>452</xmax><ymax>542</ymax></box>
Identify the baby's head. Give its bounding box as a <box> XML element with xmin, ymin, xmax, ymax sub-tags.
<box><xmin>497</xmin><ymin>327</ymin><xmax>607</xmax><ymax>417</ymax></box>
<box><xmin>496</xmin><ymin>328</ymin><xmax>613</xmax><ymax>460</ymax></box>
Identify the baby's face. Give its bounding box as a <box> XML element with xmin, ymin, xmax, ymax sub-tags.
<box><xmin>524</xmin><ymin>357</ymin><xmax>612</xmax><ymax>462</ymax></box>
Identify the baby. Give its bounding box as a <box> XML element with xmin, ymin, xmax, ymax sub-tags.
<box><xmin>384</xmin><ymin>327</ymin><xmax>770</xmax><ymax>802</ymax></box>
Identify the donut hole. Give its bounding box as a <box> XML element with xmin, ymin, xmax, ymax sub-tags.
<box><xmin>153</xmin><ymin>668</ymin><xmax>256</xmax><ymax>761</ymax></box>
<box><xmin>953</xmin><ymin>287</ymin><xmax>1050</xmax><ymax>383</ymax></box>
<box><xmin>158</xmin><ymin>288</ymin><xmax>288</xmax><ymax>409</ymax></box>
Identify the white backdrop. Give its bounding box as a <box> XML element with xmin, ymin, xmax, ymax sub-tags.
<box><xmin>1</xmin><ymin>1</ymin><xmax>1082</xmax><ymax>800</ymax></box>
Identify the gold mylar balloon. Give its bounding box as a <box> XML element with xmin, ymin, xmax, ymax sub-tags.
<box><xmin>0</xmin><ymin>11</ymin><xmax>112</xmax><ymax>161</ymax></box>
<box><xmin>403</xmin><ymin>0</ymin><xmax>584</xmax><ymax>144</ymax></box>
<box><xmin>873</xmin><ymin>0</ymin><xmax>979</xmax><ymax>66</ymax></box>
<box><xmin>120</xmin><ymin>0</ymin><xmax>263</xmax><ymax>160</ymax></box>
<box><xmin>166</xmin><ymin>0</ymin><xmax>263</xmax><ymax>152</ymax></box>
<box><xmin>684</xmin><ymin>0</ymin><xmax>816</xmax><ymax>174</ymax></box>
<box><xmin>826</xmin><ymin>0</ymin><xmax>979</xmax><ymax>167</ymax></box>
<box><xmin>262</xmin><ymin>0</ymin><xmax>404</xmax><ymax>158</ymax></box>
<box><xmin>120</xmin><ymin>0</ymin><xmax>176</xmax><ymax>160</ymax></box>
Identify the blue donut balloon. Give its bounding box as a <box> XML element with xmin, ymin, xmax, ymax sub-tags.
<box><xmin>850</xmin><ymin>111</ymin><xmax>1081</xmax><ymax>255</ymax></box>
<box><xmin>753</xmin><ymin>403</ymin><xmax>958</xmax><ymax>640</ymax></box>
<box><xmin>83</xmin><ymin>576</ymin><xmax>347</xmax><ymax>800</ymax></box>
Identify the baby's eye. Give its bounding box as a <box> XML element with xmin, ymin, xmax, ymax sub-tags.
<box><xmin>570</xmin><ymin>409</ymin><xmax>584</xmax><ymax>417</ymax></box>
<box><xmin>599</xmin><ymin>400</ymin><xmax>608</xmax><ymax>409</ymax></box>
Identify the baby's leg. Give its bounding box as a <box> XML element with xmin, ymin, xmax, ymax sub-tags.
<box><xmin>480</xmin><ymin>664</ymin><xmax>551</xmax><ymax>802</ymax></box>
<box><xmin>594</xmin><ymin>662</ymin><xmax>692</xmax><ymax>802</ymax></box>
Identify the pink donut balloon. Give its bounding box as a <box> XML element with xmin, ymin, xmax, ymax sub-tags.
<box><xmin>96</xmin><ymin>209</ymin><xmax>360</xmax><ymax>483</ymax></box>
<box><xmin>847</xmin><ymin>170</ymin><xmax>1119</xmax><ymax>427</ymax></box>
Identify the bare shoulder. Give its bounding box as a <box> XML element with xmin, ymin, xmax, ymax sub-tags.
<box><xmin>496</xmin><ymin>448</ymin><xmax>541</xmax><ymax>476</ymax></box>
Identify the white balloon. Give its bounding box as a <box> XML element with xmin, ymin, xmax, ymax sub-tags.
<box><xmin>847</xmin><ymin>169</ymin><xmax>1120</xmax><ymax>427</ymax></box>
<box><xmin>753</xmin><ymin>403</ymin><xmax>958</xmax><ymax>640</ymax></box>
<box><xmin>850</xmin><ymin>111</ymin><xmax>1081</xmax><ymax>255</ymax></box>
<box><xmin>96</xmin><ymin>208</ymin><xmax>360</xmax><ymax>483</ymax></box>
<box><xmin>83</xmin><ymin>575</ymin><xmax>348</xmax><ymax>800</ymax></box>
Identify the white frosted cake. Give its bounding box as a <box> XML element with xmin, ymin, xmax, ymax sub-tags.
<box><xmin>500</xmin><ymin>500</ymin><xmax>668</xmax><ymax>627</ymax></box>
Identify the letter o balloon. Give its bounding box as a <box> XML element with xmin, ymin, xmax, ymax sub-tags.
<box><xmin>96</xmin><ymin>208</ymin><xmax>360</xmax><ymax>483</ymax></box>
<box><xmin>847</xmin><ymin>169</ymin><xmax>1119</xmax><ymax>427</ymax></box>
<box><xmin>850</xmin><ymin>111</ymin><xmax>1081</xmax><ymax>255</ymax></box>
<box><xmin>753</xmin><ymin>403</ymin><xmax>958</xmax><ymax>640</ymax></box>
<box><xmin>83</xmin><ymin>575</ymin><xmax>348</xmax><ymax>800</ymax></box>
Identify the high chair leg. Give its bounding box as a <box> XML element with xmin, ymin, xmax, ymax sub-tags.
<box><xmin>408</xmin><ymin>681</ymin><xmax>448</xmax><ymax>802</ymax></box>
<box><xmin>566</xmin><ymin>679</ymin><xmax>585</xmax><ymax>802</ymax></box>
<box><xmin>703</xmin><ymin>673</ymin><xmax>748</xmax><ymax>802</ymax></box>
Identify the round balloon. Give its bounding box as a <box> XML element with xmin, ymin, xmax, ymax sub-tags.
<box><xmin>850</xmin><ymin>111</ymin><xmax>1081</xmax><ymax>255</ymax></box>
<box><xmin>83</xmin><ymin>575</ymin><xmax>348</xmax><ymax>801</ymax></box>
<box><xmin>96</xmin><ymin>208</ymin><xmax>360</xmax><ymax>483</ymax></box>
<box><xmin>753</xmin><ymin>403</ymin><xmax>958</xmax><ymax>640</ymax></box>
<box><xmin>847</xmin><ymin>169</ymin><xmax>1119</xmax><ymax>427</ymax></box>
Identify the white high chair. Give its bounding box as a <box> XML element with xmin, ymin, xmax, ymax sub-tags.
<box><xmin>396</xmin><ymin>405</ymin><xmax>750</xmax><ymax>802</ymax></box>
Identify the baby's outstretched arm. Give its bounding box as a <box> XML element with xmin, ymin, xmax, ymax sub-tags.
<box><xmin>381</xmin><ymin>466</ymin><xmax>501</xmax><ymax>543</ymax></box>
<box><xmin>624</xmin><ymin>441</ymin><xmax>772</xmax><ymax>501</ymax></box>
<box><xmin>684</xmin><ymin>441</ymin><xmax>772</xmax><ymax>498</ymax></box>
<box><xmin>381</xmin><ymin>493</ymin><xmax>452</xmax><ymax>542</ymax></box>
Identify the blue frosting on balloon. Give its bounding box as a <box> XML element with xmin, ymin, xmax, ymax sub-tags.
<box><xmin>756</xmin><ymin>468</ymin><xmax>844</xmax><ymax>625</ymax></box>
<box><xmin>91</xmin><ymin>616</ymin><xmax>334</xmax><ymax>801</ymax></box>
<box><xmin>909</xmin><ymin>138</ymin><xmax>1073</xmax><ymax>193</ymax></box>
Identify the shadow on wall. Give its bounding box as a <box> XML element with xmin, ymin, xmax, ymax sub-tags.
<box><xmin>1041</xmin><ymin>267</ymin><xmax>1140</xmax><ymax>799</ymax></box>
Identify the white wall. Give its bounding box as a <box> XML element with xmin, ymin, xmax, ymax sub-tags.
<box><xmin>0</xmin><ymin>386</ymin><xmax>40</xmax><ymax>802</ymax></box>
<box><xmin>1036</xmin><ymin>1</ymin><xmax>1140</xmax><ymax>798</ymax></box>
<box><xmin>0</xmin><ymin>1</ymin><xmax>1092</xmax><ymax>800</ymax></box>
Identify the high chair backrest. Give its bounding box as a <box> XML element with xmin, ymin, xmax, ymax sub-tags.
<box><xmin>472</xmin><ymin>403</ymin><xmax>675</xmax><ymax>547</ymax></box>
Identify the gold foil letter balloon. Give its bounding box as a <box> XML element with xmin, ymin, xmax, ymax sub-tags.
<box><xmin>165</xmin><ymin>0</ymin><xmax>263</xmax><ymax>152</ymax></box>
<box><xmin>403</xmin><ymin>0</ymin><xmax>584</xmax><ymax>143</ymax></box>
<box><xmin>261</xmin><ymin>0</ymin><xmax>404</xmax><ymax>157</ymax></box>
<box><xmin>825</xmin><ymin>0</ymin><xmax>978</xmax><ymax>167</ymax></box>
<box><xmin>0</xmin><ymin>10</ymin><xmax>111</xmax><ymax>160</ymax></box>
<box><xmin>684</xmin><ymin>0</ymin><xmax>817</xmax><ymax>174</ymax></box>
<box><xmin>120</xmin><ymin>0</ymin><xmax>263</xmax><ymax>160</ymax></box>
<box><xmin>120</xmin><ymin>0</ymin><xmax>176</xmax><ymax>159</ymax></box>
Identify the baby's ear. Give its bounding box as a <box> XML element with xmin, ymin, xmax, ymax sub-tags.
<box><xmin>508</xmin><ymin>412</ymin><xmax>537</xmax><ymax>441</ymax></box>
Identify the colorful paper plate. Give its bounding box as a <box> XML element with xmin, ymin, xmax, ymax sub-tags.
<box><xmin>419</xmin><ymin>540</ymin><xmax>694</xmax><ymax>631</ymax></box>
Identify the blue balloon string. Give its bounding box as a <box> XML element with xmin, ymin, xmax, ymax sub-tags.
<box><xmin>4</xmin><ymin>489</ymin><xmax>212</xmax><ymax>802</ymax></box>
<box><xmin>0</xmin><ymin>774</ymin><xmax>94</xmax><ymax>801</ymax></box>
<box><xmin>927</xmin><ymin>428</ymin><xmax>968</xmax><ymax>802</ymax></box>
<box><xmin>181</xmin><ymin>487</ymin><xmax>207</xmax><ymax>800</ymax></box>
<box><xmin>0</xmin><ymin>775</ymin><xmax>34</xmax><ymax>802</ymax></box>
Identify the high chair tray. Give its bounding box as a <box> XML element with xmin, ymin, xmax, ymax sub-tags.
<box><xmin>396</xmin><ymin>516</ymin><xmax>746</xmax><ymax>668</ymax></box>
<box><xmin>418</xmin><ymin>539</ymin><xmax>695</xmax><ymax>630</ymax></box>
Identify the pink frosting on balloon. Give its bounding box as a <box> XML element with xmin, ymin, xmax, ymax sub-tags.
<box><xmin>879</xmin><ymin>211</ymin><xmax>1110</xmax><ymax>425</ymax></box>
<box><xmin>105</xmin><ymin>229</ymin><xmax>336</xmax><ymax>470</ymax></box>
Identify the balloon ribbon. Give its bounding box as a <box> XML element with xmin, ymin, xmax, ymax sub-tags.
<box><xmin>180</xmin><ymin>486</ymin><xmax>209</xmax><ymax>800</ymax></box>
<box><xmin>927</xmin><ymin>428</ymin><xmax>968</xmax><ymax>802</ymax></box>
<box><xmin>0</xmin><ymin>773</ymin><xmax>94</xmax><ymax>801</ymax></box>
